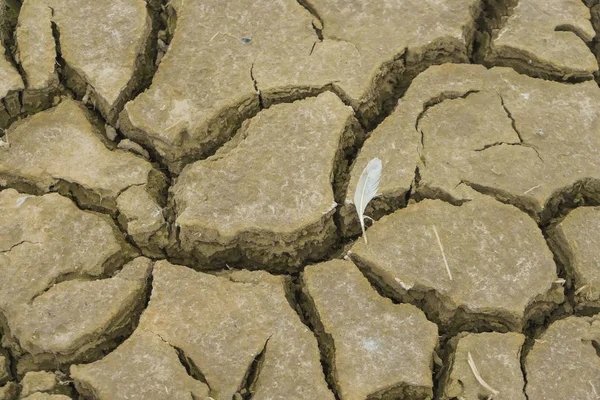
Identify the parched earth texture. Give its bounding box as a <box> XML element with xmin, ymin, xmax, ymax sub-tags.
<box><xmin>2</xmin><ymin>0</ymin><xmax>600</xmax><ymax>399</ymax></box>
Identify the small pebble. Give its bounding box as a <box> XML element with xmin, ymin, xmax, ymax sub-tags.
<box><xmin>105</xmin><ymin>124</ymin><xmax>118</xmax><ymax>141</ymax></box>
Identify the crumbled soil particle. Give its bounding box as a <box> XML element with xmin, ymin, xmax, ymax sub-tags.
<box><xmin>20</xmin><ymin>371</ymin><xmax>72</xmax><ymax>398</ymax></box>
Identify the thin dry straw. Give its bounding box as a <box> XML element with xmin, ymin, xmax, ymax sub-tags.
<box><xmin>523</xmin><ymin>185</ymin><xmax>541</xmax><ymax>195</ymax></box>
<box><xmin>433</xmin><ymin>225</ymin><xmax>452</xmax><ymax>280</ymax></box>
<box><xmin>467</xmin><ymin>352</ymin><xmax>499</xmax><ymax>397</ymax></box>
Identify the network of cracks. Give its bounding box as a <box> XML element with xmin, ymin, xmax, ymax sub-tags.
<box><xmin>1</xmin><ymin>0</ymin><xmax>600</xmax><ymax>399</ymax></box>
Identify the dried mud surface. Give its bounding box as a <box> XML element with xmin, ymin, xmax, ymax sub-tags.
<box><xmin>1</xmin><ymin>0</ymin><xmax>600</xmax><ymax>399</ymax></box>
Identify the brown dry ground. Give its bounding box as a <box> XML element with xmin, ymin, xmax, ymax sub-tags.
<box><xmin>0</xmin><ymin>0</ymin><xmax>600</xmax><ymax>399</ymax></box>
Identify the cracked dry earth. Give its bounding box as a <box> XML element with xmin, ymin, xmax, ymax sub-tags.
<box><xmin>2</xmin><ymin>1</ymin><xmax>600</xmax><ymax>400</ymax></box>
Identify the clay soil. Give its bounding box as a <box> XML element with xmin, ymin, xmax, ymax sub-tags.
<box><xmin>0</xmin><ymin>0</ymin><xmax>600</xmax><ymax>399</ymax></box>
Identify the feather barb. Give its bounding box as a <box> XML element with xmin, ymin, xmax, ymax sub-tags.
<box><xmin>353</xmin><ymin>158</ymin><xmax>382</xmax><ymax>244</ymax></box>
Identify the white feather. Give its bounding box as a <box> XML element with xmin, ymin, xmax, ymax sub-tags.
<box><xmin>353</xmin><ymin>157</ymin><xmax>382</xmax><ymax>244</ymax></box>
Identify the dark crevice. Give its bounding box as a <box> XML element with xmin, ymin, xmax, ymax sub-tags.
<box><xmin>27</xmin><ymin>272</ymin><xmax>98</xmax><ymax>305</ymax></box>
<box><xmin>411</xmin><ymin>165</ymin><xmax>422</xmax><ymax>199</ymax></box>
<box><xmin>250</xmin><ymin>63</ymin><xmax>264</xmax><ymax>110</ymax></box>
<box><xmin>0</xmin><ymin>0</ymin><xmax>22</xmax><ymax>76</ymax></box>
<box><xmin>496</xmin><ymin>92</ymin><xmax>523</xmax><ymax>140</ymax></box>
<box><xmin>49</xmin><ymin>15</ymin><xmax>66</xmax><ymax>92</ymax></box>
<box><xmin>295</xmin><ymin>284</ymin><xmax>342</xmax><ymax>400</ymax></box>
<box><xmin>591</xmin><ymin>339</ymin><xmax>600</xmax><ymax>357</ymax></box>
<box><xmin>236</xmin><ymin>335</ymin><xmax>271</xmax><ymax>399</ymax></box>
<box><xmin>0</xmin><ymin>239</ymin><xmax>40</xmax><ymax>254</ymax></box>
<box><xmin>175</xmin><ymin>346</ymin><xmax>212</xmax><ymax>392</ymax></box>
<box><xmin>434</xmin><ymin>335</ymin><xmax>458</xmax><ymax>400</ymax></box>
<box><xmin>309</xmin><ymin>41</ymin><xmax>317</xmax><ymax>56</ymax></box>
<box><xmin>472</xmin><ymin>1</ymin><xmax>594</xmax><ymax>82</ymax></box>
<box><xmin>493</xmin><ymin>92</ymin><xmax>544</xmax><ymax>162</ymax></box>
<box><xmin>473</xmin><ymin>141</ymin><xmax>544</xmax><ymax>162</ymax></box>
<box><xmin>536</xmin><ymin>227</ymin><xmax>576</xmax><ymax>323</ymax></box>
<box><xmin>296</xmin><ymin>0</ymin><xmax>323</xmax><ymax>41</ymax></box>
<box><xmin>0</xmin><ymin>0</ymin><xmax>24</xmax><ymax>129</ymax></box>
<box><xmin>461</xmin><ymin>176</ymin><xmax>600</xmax><ymax>228</ymax></box>
<box><xmin>0</xmin><ymin>311</ymin><xmax>18</xmax><ymax>384</ymax></box>
<box><xmin>118</xmin><ymin>0</ymin><xmax>166</xmax><ymax>116</ymax></box>
<box><xmin>555</xmin><ymin>24</ymin><xmax>594</xmax><ymax>44</ymax></box>
<box><xmin>471</xmin><ymin>0</ymin><xmax>519</xmax><ymax>63</ymax></box>
<box><xmin>414</xmin><ymin>181</ymin><xmax>473</xmax><ymax>207</ymax></box>
<box><xmin>414</xmin><ymin>90</ymin><xmax>480</xmax><ymax>172</ymax></box>
<box><xmin>583</xmin><ymin>1</ymin><xmax>600</xmax><ymax>84</ymax></box>
<box><xmin>520</xmin><ymin>336</ymin><xmax>533</xmax><ymax>400</ymax></box>
<box><xmin>149</xmin><ymin>329</ymin><xmax>213</xmax><ymax>396</ymax></box>
<box><xmin>415</xmin><ymin>90</ymin><xmax>480</xmax><ymax>133</ymax></box>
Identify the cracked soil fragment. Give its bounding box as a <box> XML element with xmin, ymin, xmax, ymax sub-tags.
<box><xmin>549</xmin><ymin>206</ymin><xmax>600</xmax><ymax>311</ymax></box>
<box><xmin>0</xmin><ymin>189</ymin><xmax>137</xmax><ymax>372</ymax></box>
<box><xmin>0</xmin><ymin>0</ymin><xmax>23</xmax><ymax>128</ymax></box>
<box><xmin>171</xmin><ymin>92</ymin><xmax>358</xmax><ymax>270</ymax></box>
<box><xmin>483</xmin><ymin>0</ymin><xmax>598</xmax><ymax>80</ymax></box>
<box><xmin>14</xmin><ymin>257</ymin><xmax>151</xmax><ymax>374</ymax></box>
<box><xmin>0</xmin><ymin>99</ymin><xmax>167</xmax><ymax>254</ymax></box>
<box><xmin>440</xmin><ymin>332</ymin><xmax>526</xmax><ymax>400</ymax></box>
<box><xmin>301</xmin><ymin>259</ymin><xmax>438</xmax><ymax>400</ymax></box>
<box><xmin>28</xmin><ymin>0</ymin><xmax>155</xmax><ymax>123</ymax></box>
<box><xmin>349</xmin><ymin>195</ymin><xmax>563</xmax><ymax>333</ymax></box>
<box><xmin>0</xmin><ymin>99</ymin><xmax>166</xmax><ymax>213</ymax></box>
<box><xmin>119</xmin><ymin>0</ymin><xmax>481</xmax><ymax>173</ymax></box>
<box><xmin>525</xmin><ymin>315</ymin><xmax>600</xmax><ymax>400</ymax></box>
<box><xmin>16</xmin><ymin>0</ymin><xmax>59</xmax><ymax>113</ymax></box>
<box><xmin>258</xmin><ymin>0</ymin><xmax>481</xmax><ymax>123</ymax></box>
<box><xmin>350</xmin><ymin>63</ymin><xmax>600</xmax><ymax>224</ymax></box>
<box><xmin>72</xmin><ymin>261</ymin><xmax>333</xmax><ymax>400</ymax></box>
<box><xmin>71</xmin><ymin>329</ymin><xmax>211</xmax><ymax>400</ymax></box>
<box><xmin>21</xmin><ymin>370</ymin><xmax>72</xmax><ymax>398</ymax></box>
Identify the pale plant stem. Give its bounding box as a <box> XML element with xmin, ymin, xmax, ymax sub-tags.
<box><xmin>523</xmin><ymin>185</ymin><xmax>541</xmax><ymax>195</ymax></box>
<box><xmin>467</xmin><ymin>352</ymin><xmax>499</xmax><ymax>397</ymax></box>
<box><xmin>433</xmin><ymin>225</ymin><xmax>452</xmax><ymax>280</ymax></box>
